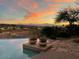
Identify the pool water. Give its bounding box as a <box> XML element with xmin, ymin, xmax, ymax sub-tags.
<box><xmin>0</xmin><ymin>38</ymin><xmax>38</xmax><ymax>59</ymax></box>
<box><xmin>23</xmin><ymin>49</ymin><xmax>40</xmax><ymax>57</ymax></box>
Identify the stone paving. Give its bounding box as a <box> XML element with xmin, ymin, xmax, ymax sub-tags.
<box><xmin>32</xmin><ymin>38</ymin><xmax>79</xmax><ymax>59</ymax></box>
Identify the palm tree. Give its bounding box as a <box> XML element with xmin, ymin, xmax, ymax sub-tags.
<box><xmin>56</xmin><ymin>7</ymin><xmax>79</xmax><ymax>25</ymax></box>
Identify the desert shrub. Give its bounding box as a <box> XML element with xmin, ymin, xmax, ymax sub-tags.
<box><xmin>41</xmin><ymin>26</ymin><xmax>71</xmax><ymax>39</ymax></box>
<box><xmin>74</xmin><ymin>26</ymin><xmax>79</xmax><ymax>36</ymax></box>
<box><xmin>66</xmin><ymin>25</ymin><xmax>79</xmax><ymax>36</ymax></box>
<box><xmin>57</xmin><ymin>30</ymin><xmax>71</xmax><ymax>38</ymax></box>
<box><xmin>40</xmin><ymin>26</ymin><xmax>57</xmax><ymax>39</ymax></box>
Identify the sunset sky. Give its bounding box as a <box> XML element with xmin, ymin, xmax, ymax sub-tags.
<box><xmin>0</xmin><ymin>0</ymin><xmax>78</xmax><ymax>24</ymax></box>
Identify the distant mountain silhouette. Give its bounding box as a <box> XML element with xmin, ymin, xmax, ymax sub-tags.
<box><xmin>0</xmin><ymin>23</ymin><xmax>53</xmax><ymax>28</ymax></box>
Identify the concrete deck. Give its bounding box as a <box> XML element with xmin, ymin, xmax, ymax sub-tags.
<box><xmin>32</xmin><ymin>39</ymin><xmax>79</xmax><ymax>59</ymax></box>
<box><xmin>32</xmin><ymin>50</ymin><xmax>79</xmax><ymax>59</ymax></box>
<box><xmin>23</xmin><ymin>39</ymin><xmax>52</xmax><ymax>52</ymax></box>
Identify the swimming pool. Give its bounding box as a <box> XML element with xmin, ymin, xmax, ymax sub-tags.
<box><xmin>0</xmin><ymin>38</ymin><xmax>38</xmax><ymax>59</ymax></box>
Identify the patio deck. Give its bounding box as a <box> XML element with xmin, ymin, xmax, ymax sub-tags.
<box><xmin>23</xmin><ymin>39</ymin><xmax>52</xmax><ymax>52</ymax></box>
<box><xmin>32</xmin><ymin>39</ymin><xmax>79</xmax><ymax>59</ymax></box>
<box><xmin>32</xmin><ymin>49</ymin><xmax>79</xmax><ymax>59</ymax></box>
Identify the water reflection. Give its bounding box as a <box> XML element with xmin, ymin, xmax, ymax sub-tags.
<box><xmin>0</xmin><ymin>38</ymin><xmax>31</xmax><ymax>59</ymax></box>
<box><xmin>23</xmin><ymin>48</ymin><xmax>40</xmax><ymax>57</ymax></box>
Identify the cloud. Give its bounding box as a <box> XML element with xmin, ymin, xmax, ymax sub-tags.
<box><xmin>75</xmin><ymin>0</ymin><xmax>79</xmax><ymax>5</ymax></box>
<box><xmin>24</xmin><ymin>3</ymin><xmax>61</xmax><ymax>19</ymax></box>
<box><xmin>31</xmin><ymin>2</ymin><xmax>38</xmax><ymax>9</ymax></box>
<box><xmin>53</xmin><ymin>0</ymin><xmax>75</xmax><ymax>3</ymax></box>
<box><xmin>5</xmin><ymin>0</ymin><xmax>29</xmax><ymax>14</ymax></box>
<box><xmin>0</xmin><ymin>0</ymin><xmax>5</xmax><ymax>5</ymax></box>
<box><xmin>16</xmin><ymin>0</ymin><xmax>29</xmax><ymax>8</ymax></box>
<box><xmin>22</xmin><ymin>3</ymin><xmax>62</xmax><ymax>24</ymax></box>
<box><xmin>44</xmin><ymin>0</ymin><xmax>75</xmax><ymax>3</ymax></box>
<box><xmin>8</xmin><ymin>5</ymin><xmax>18</xmax><ymax>13</ymax></box>
<box><xmin>44</xmin><ymin>0</ymin><xmax>52</xmax><ymax>2</ymax></box>
<box><xmin>7</xmin><ymin>0</ymin><xmax>39</xmax><ymax>14</ymax></box>
<box><xmin>0</xmin><ymin>0</ymin><xmax>75</xmax><ymax>24</ymax></box>
<box><xmin>16</xmin><ymin>0</ymin><xmax>39</xmax><ymax>10</ymax></box>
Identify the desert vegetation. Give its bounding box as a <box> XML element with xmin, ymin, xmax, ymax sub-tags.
<box><xmin>41</xmin><ymin>7</ymin><xmax>79</xmax><ymax>40</ymax></box>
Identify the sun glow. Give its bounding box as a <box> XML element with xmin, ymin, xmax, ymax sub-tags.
<box><xmin>0</xmin><ymin>0</ymin><xmax>76</xmax><ymax>25</ymax></box>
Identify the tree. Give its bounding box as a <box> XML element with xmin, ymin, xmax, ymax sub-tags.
<box><xmin>56</xmin><ymin>7</ymin><xmax>79</xmax><ymax>25</ymax></box>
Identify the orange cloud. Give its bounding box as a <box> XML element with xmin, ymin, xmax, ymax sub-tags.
<box><xmin>25</xmin><ymin>3</ymin><xmax>61</xmax><ymax>19</ymax></box>
<box><xmin>53</xmin><ymin>0</ymin><xmax>75</xmax><ymax>3</ymax></box>
<box><xmin>1</xmin><ymin>0</ymin><xmax>74</xmax><ymax>24</ymax></box>
<box><xmin>44</xmin><ymin>0</ymin><xmax>75</xmax><ymax>3</ymax></box>
<box><xmin>31</xmin><ymin>2</ymin><xmax>38</xmax><ymax>9</ymax></box>
<box><xmin>23</xmin><ymin>4</ymin><xmax>61</xmax><ymax>24</ymax></box>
